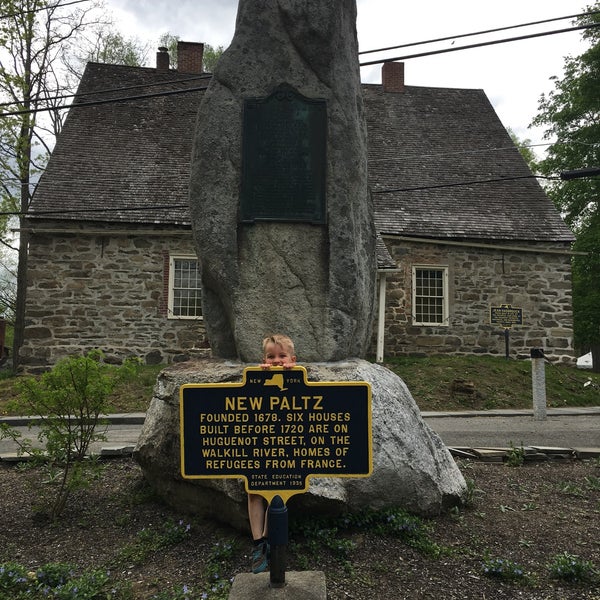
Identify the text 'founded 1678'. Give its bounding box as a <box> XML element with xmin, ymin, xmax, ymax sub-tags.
<box><xmin>180</xmin><ymin>366</ymin><xmax>372</xmax><ymax>503</ymax></box>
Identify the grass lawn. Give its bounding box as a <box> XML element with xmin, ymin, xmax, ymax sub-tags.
<box><xmin>381</xmin><ymin>354</ymin><xmax>599</xmax><ymax>411</ymax></box>
<box><xmin>1</xmin><ymin>354</ymin><xmax>598</xmax><ymax>416</ymax></box>
<box><xmin>0</xmin><ymin>363</ymin><xmax>164</xmax><ymax>416</ymax></box>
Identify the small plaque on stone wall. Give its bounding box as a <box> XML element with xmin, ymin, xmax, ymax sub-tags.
<box><xmin>490</xmin><ymin>304</ymin><xmax>523</xmax><ymax>328</ymax></box>
<box><xmin>240</xmin><ymin>85</ymin><xmax>327</xmax><ymax>223</ymax></box>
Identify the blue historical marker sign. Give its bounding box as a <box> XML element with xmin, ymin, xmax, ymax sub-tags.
<box><xmin>180</xmin><ymin>366</ymin><xmax>372</xmax><ymax>503</ymax></box>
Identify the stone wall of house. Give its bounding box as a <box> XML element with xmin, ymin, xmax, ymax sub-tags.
<box><xmin>377</xmin><ymin>238</ymin><xmax>574</xmax><ymax>363</ymax></box>
<box><xmin>21</xmin><ymin>224</ymin><xmax>209</xmax><ymax>369</ymax></box>
<box><xmin>21</xmin><ymin>225</ymin><xmax>575</xmax><ymax>369</ymax></box>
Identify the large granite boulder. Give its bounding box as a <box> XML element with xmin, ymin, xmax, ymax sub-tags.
<box><xmin>134</xmin><ymin>360</ymin><xmax>466</xmax><ymax>530</ymax></box>
<box><xmin>188</xmin><ymin>0</ymin><xmax>375</xmax><ymax>362</ymax></box>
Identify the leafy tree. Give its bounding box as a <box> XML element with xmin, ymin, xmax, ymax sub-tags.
<box><xmin>0</xmin><ymin>0</ymin><xmax>100</xmax><ymax>371</ymax></box>
<box><xmin>63</xmin><ymin>26</ymin><xmax>150</xmax><ymax>81</ymax></box>
<box><xmin>203</xmin><ymin>43</ymin><xmax>225</xmax><ymax>72</ymax></box>
<box><xmin>82</xmin><ymin>29</ymin><xmax>149</xmax><ymax>66</ymax></box>
<box><xmin>158</xmin><ymin>32</ymin><xmax>224</xmax><ymax>72</ymax></box>
<box><xmin>507</xmin><ymin>128</ymin><xmax>539</xmax><ymax>173</ymax></box>
<box><xmin>571</xmin><ymin>215</ymin><xmax>600</xmax><ymax>370</ymax></box>
<box><xmin>531</xmin><ymin>4</ymin><xmax>600</xmax><ymax>370</ymax></box>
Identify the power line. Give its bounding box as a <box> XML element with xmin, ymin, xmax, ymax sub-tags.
<box><xmin>0</xmin><ymin>9</ymin><xmax>595</xmax><ymax>115</ymax></box>
<box><xmin>372</xmin><ymin>174</ymin><xmax>561</xmax><ymax>195</ymax></box>
<box><xmin>0</xmin><ymin>73</ymin><xmax>212</xmax><ymax>109</ymax></box>
<box><xmin>0</xmin><ymin>203</ymin><xmax>189</xmax><ymax>217</ymax></box>
<box><xmin>359</xmin><ymin>10</ymin><xmax>600</xmax><ymax>55</ymax></box>
<box><xmin>2</xmin><ymin>169</ymin><xmax>597</xmax><ymax>217</ymax></box>
<box><xmin>4</xmin><ymin>139</ymin><xmax>599</xmax><ymax>188</ymax></box>
<box><xmin>1</xmin><ymin>18</ymin><xmax>598</xmax><ymax>118</ymax></box>
<box><xmin>0</xmin><ymin>11</ymin><xmax>592</xmax><ymax>110</ymax></box>
<box><xmin>360</xmin><ymin>22</ymin><xmax>600</xmax><ymax>67</ymax></box>
<box><xmin>0</xmin><ymin>174</ymin><xmax>581</xmax><ymax>218</ymax></box>
<box><xmin>370</xmin><ymin>165</ymin><xmax>600</xmax><ymax>194</ymax></box>
<box><xmin>0</xmin><ymin>83</ymin><xmax>209</xmax><ymax>117</ymax></box>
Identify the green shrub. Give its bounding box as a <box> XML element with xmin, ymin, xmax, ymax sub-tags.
<box><xmin>506</xmin><ymin>442</ymin><xmax>525</xmax><ymax>467</ymax></box>
<box><xmin>0</xmin><ymin>350</ymin><xmax>141</xmax><ymax>519</ymax></box>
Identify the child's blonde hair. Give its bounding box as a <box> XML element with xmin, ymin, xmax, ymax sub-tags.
<box><xmin>262</xmin><ymin>334</ymin><xmax>295</xmax><ymax>358</ymax></box>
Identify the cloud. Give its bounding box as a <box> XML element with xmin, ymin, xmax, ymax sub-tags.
<box><xmin>105</xmin><ymin>0</ymin><xmax>588</xmax><ymax>148</ymax></box>
<box><xmin>109</xmin><ymin>0</ymin><xmax>237</xmax><ymax>47</ymax></box>
<box><xmin>356</xmin><ymin>0</ymin><xmax>586</xmax><ymax>145</ymax></box>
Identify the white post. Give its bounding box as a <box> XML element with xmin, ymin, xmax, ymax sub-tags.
<box><xmin>531</xmin><ymin>348</ymin><xmax>547</xmax><ymax>421</ymax></box>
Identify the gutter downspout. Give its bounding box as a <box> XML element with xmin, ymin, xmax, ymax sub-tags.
<box><xmin>376</xmin><ymin>272</ymin><xmax>387</xmax><ymax>363</ymax></box>
<box><xmin>375</xmin><ymin>268</ymin><xmax>403</xmax><ymax>363</ymax></box>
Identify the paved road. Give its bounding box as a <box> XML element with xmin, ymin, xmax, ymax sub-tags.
<box><xmin>1</xmin><ymin>408</ymin><xmax>599</xmax><ymax>459</ymax></box>
<box><xmin>0</xmin><ymin>414</ymin><xmax>145</xmax><ymax>458</ymax></box>
<box><xmin>425</xmin><ymin>413</ymin><xmax>600</xmax><ymax>450</ymax></box>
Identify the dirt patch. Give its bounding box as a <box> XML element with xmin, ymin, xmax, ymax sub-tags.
<box><xmin>1</xmin><ymin>458</ymin><xmax>599</xmax><ymax>599</ymax></box>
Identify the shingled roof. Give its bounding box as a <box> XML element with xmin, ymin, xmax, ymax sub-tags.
<box><xmin>30</xmin><ymin>61</ymin><xmax>573</xmax><ymax>244</ymax></box>
<box><xmin>365</xmin><ymin>83</ymin><xmax>573</xmax><ymax>243</ymax></box>
<box><xmin>30</xmin><ymin>62</ymin><xmax>205</xmax><ymax>226</ymax></box>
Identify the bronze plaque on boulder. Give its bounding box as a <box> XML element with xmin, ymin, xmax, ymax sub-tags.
<box><xmin>241</xmin><ymin>85</ymin><xmax>327</xmax><ymax>223</ymax></box>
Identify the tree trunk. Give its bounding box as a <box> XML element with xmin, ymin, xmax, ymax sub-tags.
<box><xmin>591</xmin><ymin>344</ymin><xmax>600</xmax><ymax>373</ymax></box>
<box><xmin>12</xmin><ymin>224</ymin><xmax>29</xmax><ymax>373</ymax></box>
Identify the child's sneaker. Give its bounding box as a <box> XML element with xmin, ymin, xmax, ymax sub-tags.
<box><xmin>251</xmin><ymin>540</ymin><xmax>269</xmax><ymax>574</ymax></box>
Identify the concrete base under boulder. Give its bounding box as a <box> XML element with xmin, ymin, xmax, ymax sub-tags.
<box><xmin>133</xmin><ymin>359</ymin><xmax>466</xmax><ymax>529</ymax></box>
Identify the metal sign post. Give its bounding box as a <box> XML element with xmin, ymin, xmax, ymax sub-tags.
<box><xmin>268</xmin><ymin>495</ymin><xmax>287</xmax><ymax>587</ymax></box>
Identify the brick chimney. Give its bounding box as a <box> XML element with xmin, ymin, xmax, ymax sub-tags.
<box><xmin>156</xmin><ymin>46</ymin><xmax>170</xmax><ymax>72</ymax></box>
<box><xmin>382</xmin><ymin>61</ymin><xmax>405</xmax><ymax>93</ymax></box>
<box><xmin>177</xmin><ymin>41</ymin><xmax>204</xmax><ymax>74</ymax></box>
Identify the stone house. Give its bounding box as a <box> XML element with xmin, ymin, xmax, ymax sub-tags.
<box><xmin>20</xmin><ymin>44</ymin><xmax>575</xmax><ymax>368</ymax></box>
<box><xmin>368</xmin><ymin>63</ymin><xmax>574</xmax><ymax>362</ymax></box>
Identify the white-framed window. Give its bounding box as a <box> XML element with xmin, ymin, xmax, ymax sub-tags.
<box><xmin>168</xmin><ymin>255</ymin><xmax>202</xmax><ymax>319</ymax></box>
<box><xmin>412</xmin><ymin>266</ymin><xmax>449</xmax><ymax>326</ymax></box>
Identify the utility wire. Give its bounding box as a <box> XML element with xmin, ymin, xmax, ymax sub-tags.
<box><xmin>0</xmin><ymin>83</ymin><xmax>210</xmax><ymax>117</ymax></box>
<box><xmin>0</xmin><ymin>73</ymin><xmax>212</xmax><ymax>109</ymax></box>
<box><xmin>0</xmin><ymin>12</ymin><xmax>594</xmax><ymax>216</ymax></box>
<box><xmin>1</xmin><ymin>204</ymin><xmax>189</xmax><ymax>217</ymax></box>
<box><xmin>371</xmin><ymin>174</ymin><xmax>573</xmax><ymax>196</ymax></box>
<box><xmin>3</xmin><ymin>170</ymin><xmax>598</xmax><ymax>217</ymax></box>
<box><xmin>360</xmin><ymin>22</ymin><xmax>600</xmax><ymax>66</ymax></box>
<box><xmin>0</xmin><ymin>11</ymin><xmax>593</xmax><ymax>110</ymax></box>
<box><xmin>4</xmin><ymin>139</ymin><xmax>600</xmax><ymax>187</ymax></box>
<box><xmin>0</xmin><ymin>20</ymin><xmax>597</xmax><ymax>117</ymax></box>
<box><xmin>0</xmin><ymin>174</ymin><xmax>577</xmax><ymax>218</ymax></box>
<box><xmin>359</xmin><ymin>10</ymin><xmax>600</xmax><ymax>55</ymax></box>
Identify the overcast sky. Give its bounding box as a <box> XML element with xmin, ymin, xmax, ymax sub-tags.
<box><xmin>106</xmin><ymin>0</ymin><xmax>590</xmax><ymax>156</ymax></box>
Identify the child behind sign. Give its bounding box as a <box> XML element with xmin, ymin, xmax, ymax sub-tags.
<box><xmin>249</xmin><ymin>334</ymin><xmax>297</xmax><ymax>574</ymax></box>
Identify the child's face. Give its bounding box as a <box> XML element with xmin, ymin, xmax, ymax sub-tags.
<box><xmin>263</xmin><ymin>342</ymin><xmax>295</xmax><ymax>366</ymax></box>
